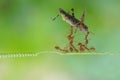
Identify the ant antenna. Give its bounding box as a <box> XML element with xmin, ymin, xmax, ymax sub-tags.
<box><xmin>52</xmin><ymin>14</ymin><xmax>59</xmax><ymax>21</ymax></box>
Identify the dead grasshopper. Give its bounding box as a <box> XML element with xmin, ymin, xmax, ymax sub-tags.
<box><xmin>53</xmin><ymin>8</ymin><xmax>95</xmax><ymax>53</ymax></box>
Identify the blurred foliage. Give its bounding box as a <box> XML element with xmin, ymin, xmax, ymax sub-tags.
<box><xmin>0</xmin><ymin>0</ymin><xmax>120</xmax><ymax>53</ymax></box>
<box><xmin>0</xmin><ymin>0</ymin><xmax>120</xmax><ymax>80</ymax></box>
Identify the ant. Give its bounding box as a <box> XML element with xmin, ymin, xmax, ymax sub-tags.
<box><xmin>53</xmin><ymin>8</ymin><xmax>95</xmax><ymax>53</ymax></box>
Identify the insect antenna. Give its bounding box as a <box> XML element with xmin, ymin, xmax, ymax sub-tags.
<box><xmin>52</xmin><ymin>14</ymin><xmax>59</xmax><ymax>21</ymax></box>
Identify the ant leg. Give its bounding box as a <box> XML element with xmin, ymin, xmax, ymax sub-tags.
<box><xmin>69</xmin><ymin>36</ymin><xmax>78</xmax><ymax>52</ymax></box>
<box><xmin>85</xmin><ymin>31</ymin><xmax>89</xmax><ymax>46</ymax></box>
<box><xmin>55</xmin><ymin>46</ymin><xmax>69</xmax><ymax>53</ymax></box>
<box><xmin>71</xmin><ymin>8</ymin><xmax>75</xmax><ymax>17</ymax></box>
<box><xmin>83</xmin><ymin>45</ymin><xmax>90</xmax><ymax>51</ymax></box>
<box><xmin>77</xmin><ymin>31</ymin><xmax>89</xmax><ymax>52</ymax></box>
<box><xmin>67</xmin><ymin>26</ymin><xmax>78</xmax><ymax>52</ymax></box>
<box><xmin>78</xmin><ymin>43</ymin><xmax>90</xmax><ymax>52</ymax></box>
<box><xmin>84</xmin><ymin>32</ymin><xmax>96</xmax><ymax>52</ymax></box>
<box><xmin>77</xmin><ymin>31</ymin><xmax>90</xmax><ymax>52</ymax></box>
<box><xmin>90</xmin><ymin>47</ymin><xmax>95</xmax><ymax>51</ymax></box>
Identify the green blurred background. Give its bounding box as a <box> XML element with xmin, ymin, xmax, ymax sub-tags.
<box><xmin>0</xmin><ymin>0</ymin><xmax>120</xmax><ymax>80</ymax></box>
<box><xmin>0</xmin><ymin>0</ymin><xmax>120</xmax><ymax>53</ymax></box>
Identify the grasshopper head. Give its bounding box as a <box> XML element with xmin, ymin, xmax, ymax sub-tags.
<box><xmin>59</xmin><ymin>8</ymin><xmax>68</xmax><ymax>20</ymax></box>
<box><xmin>59</xmin><ymin>8</ymin><xmax>65</xmax><ymax>14</ymax></box>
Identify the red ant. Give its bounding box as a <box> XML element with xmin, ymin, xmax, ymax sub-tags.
<box><xmin>53</xmin><ymin>8</ymin><xmax>95</xmax><ymax>53</ymax></box>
